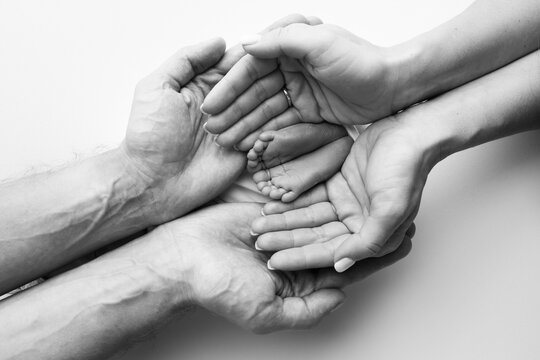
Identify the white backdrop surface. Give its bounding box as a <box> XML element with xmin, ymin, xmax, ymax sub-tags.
<box><xmin>1</xmin><ymin>1</ymin><xmax>540</xmax><ymax>359</ymax></box>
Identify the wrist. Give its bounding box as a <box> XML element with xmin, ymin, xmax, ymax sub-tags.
<box><xmin>385</xmin><ymin>40</ymin><xmax>427</xmax><ymax>113</ymax></box>
<box><xmin>135</xmin><ymin>225</ymin><xmax>196</xmax><ymax>309</ymax></box>
<box><xmin>395</xmin><ymin>97</ymin><xmax>472</xmax><ymax>168</ymax></box>
<box><xmin>114</xmin><ymin>145</ymin><xmax>168</xmax><ymax>225</ymax></box>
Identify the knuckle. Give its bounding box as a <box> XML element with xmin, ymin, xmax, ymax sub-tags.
<box><xmin>258</xmin><ymin>101</ymin><xmax>274</xmax><ymax>121</ymax></box>
<box><xmin>253</xmin><ymin>81</ymin><xmax>269</xmax><ymax>103</ymax></box>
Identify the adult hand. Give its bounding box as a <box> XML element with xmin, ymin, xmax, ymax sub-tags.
<box><xmin>121</xmin><ymin>38</ymin><xmax>246</xmax><ymax>224</ymax></box>
<box><xmin>121</xmin><ymin>14</ymin><xmax>328</xmax><ymax>223</ymax></box>
<box><xmin>202</xmin><ymin>20</ymin><xmax>400</xmax><ymax>148</ymax></box>
<box><xmin>160</xmin><ymin>203</ymin><xmax>411</xmax><ymax>332</ymax></box>
<box><xmin>251</xmin><ymin>114</ymin><xmax>437</xmax><ymax>272</ymax></box>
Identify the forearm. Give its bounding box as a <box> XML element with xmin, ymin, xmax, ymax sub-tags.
<box><xmin>390</xmin><ymin>0</ymin><xmax>540</xmax><ymax>111</ymax></box>
<box><xmin>402</xmin><ymin>49</ymin><xmax>540</xmax><ymax>164</ymax></box>
<box><xmin>0</xmin><ymin>227</ymin><xmax>190</xmax><ymax>360</ymax></box>
<box><xmin>0</xmin><ymin>148</ymin><xmax>155</xmax><ymax>294</ymax></box>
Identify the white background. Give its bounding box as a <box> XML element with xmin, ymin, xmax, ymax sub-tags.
<box><xmin>1</xmin><ymin>1</ymin><xmax>540</xmax><ymax>359</ymax></box>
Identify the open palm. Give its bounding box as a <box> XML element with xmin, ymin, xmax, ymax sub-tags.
<box><xmin>251</xmin><ymin>117</ymin><xmax>430</xmax><ymax>271</ymax></box>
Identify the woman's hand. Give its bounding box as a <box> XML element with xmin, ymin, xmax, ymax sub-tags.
<box><xmin>251</xmin><ymin>114</ymin><xmax>439</xmax><ymax>272</ymax></box>
<box><xmin>202</xmin><ymin>22</ymin><xmax>401</xmax><ymax>149</ymax></box>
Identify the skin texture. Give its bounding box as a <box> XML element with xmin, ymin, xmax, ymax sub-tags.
<box><xmin>121</xmin><ymin>38</ymin><xmax>247</xmax><ymax>224</ymax></box>
<box><xmin>0</xmin><ymin>203</ymin><xmax>412</xmax><ymax>359</ymax></box>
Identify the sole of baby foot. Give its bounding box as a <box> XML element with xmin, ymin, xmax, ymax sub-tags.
<box><xmin>246</xmin><ymin>122</ymin><xmax>348</xmax><ymax>173</ymax></box>
<box><xmin>252</xmin><ymin>136</ymin><xmax>353</xmax><ymax>203</ymax></box>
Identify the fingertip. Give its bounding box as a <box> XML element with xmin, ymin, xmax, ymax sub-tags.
<box><xmin>200</xmin><ymin>103</ymin><xmax>209</xmax><ymax>115</ymax></box>
<box><xmin>307</xmin><ymin>16</ymin><xmax>324</xmax><ymax>25</ymax></box>
<box><xmin>334</xmin><ymin>258</ymin><xmax>355</xmax><ymax>273</ymax></box>
<box><xmin>240</xmin><ymin>34</ymin><xmax>261</xmax><ymax>47</ymax></box>
<box><xmin>251</xmin><ymin>217</ymin><xmax>267</xmax><ymax>234</ymax></box>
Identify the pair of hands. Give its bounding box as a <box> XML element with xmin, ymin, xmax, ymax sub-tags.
<box><xmin>201</xmin><ymin>19</ymin><xmax>441</xmax><ymax>272</ymax></box>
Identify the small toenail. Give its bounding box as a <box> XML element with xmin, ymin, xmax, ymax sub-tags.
<box><xmin>232</xmin><ymin>144</ymin><xmax>240</xmax><ymax>151</ymax></box>
<box><xmin>260</xmin><ymin>208</ymin><xmax>266</xmax><ymax>216</ymax></box>
<box><xmin>267</xmin><ymin>260</ymin><xmax>275</xmax><ymax>271</ymax></box>
<box><xmin>254</xmin><ymin>242</ymin><xmax>263</xmax><ymax>251</ymax></box>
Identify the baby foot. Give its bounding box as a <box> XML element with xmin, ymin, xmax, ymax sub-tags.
<box><xmin>252</xmin><ymin>136</ymin><xmax>353</xmax><ymax>202</ymax></box>
<box><xmin>246</xmin><ymin>122</ymin><xmax>348</xmax><ymax>172</ymax></box>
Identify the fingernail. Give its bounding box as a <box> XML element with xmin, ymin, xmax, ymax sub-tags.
<box><xmin>334</xmin><ymin>258</ymin><xmax>355</xmax><ymax>273</ymax></box>
<box><xmin>254</xmin><ymin>242</ymin><xmax>263</xmax><ymax>251</ymax></box>
<box><xmin>200</xmin><ymin>104</ymin><xmax>209</xmax><ymax>115</ymax></box>
<box><xmin>203</xmin><ymin>122</ymin><xmax>213</xmax><ymax>135</ymax></box>
<box><xmin>267</xmin><ymin>260</ymin><xmax>275</xmax><ymax>270</ymax></box>
<box><xmin>260</xmin><ymin>208</ymin><xmax>266</xmax><ymax>216</ymax></box>
<box><xmin>213</xmin><ymin>135</ymin><xmax>223</xmax><ymax>148</ymax></box>
<box><xmin>240</xmin><ymin>34</ymin><xmax>261</xmax><ymax>46</ymax></box>
<box><xmin>249</xmin><ymin>229</ymin><xmax>259</xmax><ymax>237</ymax></box>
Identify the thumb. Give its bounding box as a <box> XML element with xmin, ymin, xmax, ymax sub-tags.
<box><xmin>333</xmin><ymin>213</ymin><xmax>402</xmax><ymax>273</ymax></box>
<box><xmin>240</xmin><ymin>23</ymin><xmax>335</xmax><ymax>60</ymax></box>
<box><xmin>275</xmin><ymin>289</ymin><xmax>345</xmax><ymax>331</ymax></box>
<box><xmin>157</xmin><ymin>37</ymin><xmax>226</xmax><ymax>87</ymax></box>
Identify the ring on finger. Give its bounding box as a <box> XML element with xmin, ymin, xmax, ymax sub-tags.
<box><xmin>282</xmin><ymin>88</ymin><xmax>292</xmax><ymax>107</ymax></box>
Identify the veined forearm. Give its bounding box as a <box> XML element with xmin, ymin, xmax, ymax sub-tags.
<box><xmin>0</xmin><ymin>149</ymin><xmax>154</xmax><ymax>294</ymax></box>
<box><xmin>0</xmin><ymin>228</ymin><xmax>190</xmax><ymax>360</ymax></box>
<box><xmin>390</xmin><ymin>0</ymin><xmax>540</xmax><ymax>111</ymax></box>
<box><xmin>402</xmin><ymin>49</ymin><xmax>540</xmax><ymax>163</ymax></box>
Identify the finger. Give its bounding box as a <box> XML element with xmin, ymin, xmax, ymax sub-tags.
<box><xmin>316</xmin><ymin>236</ymin><xmax>412</xmax><ymax>289</ymax></box>
<box><xmin>306</xmin><ymin>16</ymin><xmax>323</xmax><ymax>25</ymax></box>
<box><xmin>333</xmin><ymin>197</ymin><xmax>411</xmax><ymax>271</ymax></box>
<box><xmin>157</xmin><ymin>37</ymin><xmax>226</xmax><ymax>88</ymax></box>
<box><xmin>236</xmin><ymin>108</ymin><xmax>301</xmax><ymax>151</ymax></box>
<box><xmin>205</xmin><ymin>69</ymin><xmax>283</xmax><ymax>134</ymax></box>
<box><xmin>202</xmin><ymin>14</ymin><xmax>318</xmax><ymax>115</ymax></box>
<box><xmin>256</xmin><ymin>221</ymin><xmax>350</xmax><ymax>251</ymax></box>
<box><xmin>271</xmin><ymin>288</ymin><xmax>345</xmax><ymax>332</ymax></box>
<box><xmin>252</xmin><ymin>202</ymin><xmax>337</xmax><ymax>234</ymax></box>
<box><xmin>202</xmin><ymin>55</ymin><xmax>278</xmax><ymax>115</ymax></box>
<box><xmin>262</xmin><ymin>184</ymin><xmax>329</xmax><ymax>215</ymax></box>
<box><xmin>212</xmin><ymin>44</ymin><xmax>248</xmax><ymax>76</ymax></box>
<box><xmin>263</xmin><ymin>13</ymin><xmax>312</xmax><ymax>32</ymax></box>
<box><xmin>268</xmin><ymin>234</ymin><xmax>348</xmax><ymax>270</ymax></box>
<box><xmin>215</xmin><ymin>90</ymin><xmax>290</xmax><ymax>148</ymax></box>
<box><xmin>240</xmin><ymin>23</ymin><xmax>336</xmax><ymax>60</ymax></box>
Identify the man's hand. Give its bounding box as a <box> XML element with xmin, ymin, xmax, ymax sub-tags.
<box><xmin>121</xmin><ymin>38</ymin><xmax>246</xmax><ymax>224</ymax></box>
<box><xmin>201</xmin><ymin>22</ymin><xmax>399</xmax><ymax>148</ymax></box>
<box><xmin>160</xmin><ymin>203</ymin><xmax>411</xmax><ymax>332</ymax></box>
